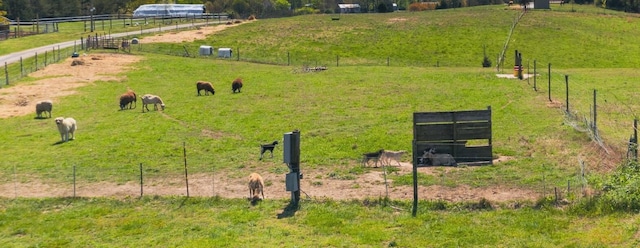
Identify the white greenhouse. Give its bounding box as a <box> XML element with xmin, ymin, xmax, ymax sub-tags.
<box><xmin>133</xmin><ymin>4</ymin><xmax>205</xmax><ymax>18</ymax></box>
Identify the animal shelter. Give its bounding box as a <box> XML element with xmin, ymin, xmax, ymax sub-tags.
<box><xmin>199</xmin><ymin>45</ymin><xmax>213</xmax><ymax>56</ymax></box>
<box><xmin>218</xmin><ymin>48</ymin><xmax>232</xmax><ymax>58</ymax></box>
<box><xmin>412</xmin><ymin>106</ymin><xmax>493</xmax><ymax>166</ymax></box>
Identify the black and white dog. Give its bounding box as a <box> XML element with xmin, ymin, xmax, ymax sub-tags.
<box><xmin>259</xmin><ymin>141</ymin><xmax>279</xmax><ymax>160</ymax></box>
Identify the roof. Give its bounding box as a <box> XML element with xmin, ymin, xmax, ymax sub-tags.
<box><xmin>338</xmin><ymin>4</ymin><xmax>361</xmax><ymax>8</ymax></box>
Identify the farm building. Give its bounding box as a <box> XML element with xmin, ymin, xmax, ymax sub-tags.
<box><xmin>132</xmin><ymin>4</ymin><xmax>206</xmax><ymax>18</ymax></box>
<box><xmin>338</xmin><ymin>4</ymin><xmax>361</xmax><ymax>13</ymax></box>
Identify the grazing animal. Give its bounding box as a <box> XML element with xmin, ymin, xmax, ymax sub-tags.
<box><xmin>380</xmin><ymin>150</ymin><xmax>406</xmax><ymax>167</ymax></box>
<box><xmin>141</xmin><ymin>94</ymin><xmax>165</xmax><ymax>112</ymax></box>
<box><xmin>119</xmin><ymin>90</ymin><xmax>137</xmax><ymax>110</ymax></box>
<box><xmin>196</xmin><ymin>81</ymin><xmax>215</xmax><ymax>96</ymax></box>
<box><xmin>422</xmin><ymin>148</ymin><xmax>457</xmax><ymax>166</ymax></box>
<box><xmin>232</xmin><ymin>78</ymin><xmax>243</xmax><ymax>93</ymax></box>
<box><xmin>259</xmin><ymin>141</ymin><xmax>279</xmax><ymax>160</ymax></box>
<box><xmin>248</xmin><ymin>172</ymin><xmax>265</xmax><ymax>200</ymax></box>
<box><xmin>55</xmin><ymin>117</ymin><xmax>77</xmax><ymax>142</ymax></box>
<box><xmin>362</xmin><ymin>149</ymin><xmax>384</xmax><ymax>167</ymax></box>
<box><xmin>35</xmin><ymin>100</ymin><xmax>53</xmax><ymax>118</ymax></box>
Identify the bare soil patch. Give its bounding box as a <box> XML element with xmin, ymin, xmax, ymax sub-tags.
<box><xmin>138</xmin><ymin>21</ymin><xmax>249</xmax><ymax>44</ymax></box>
<box><xmin>1</xmin><ymin>161</ymin><xmax>539</xmax><ymax>203</ymax></box>
<box><xmin>0</xmin><ymin>53</ymin><xmax>141</xmax><ymax>119</ymax></box>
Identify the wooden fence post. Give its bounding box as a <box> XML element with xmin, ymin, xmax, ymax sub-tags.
<box><xmin>592</xmin><ymin>89</ymin><xmax>597</xmax><ymax>135</ymax></box>
<box><xmin>632</xmin><ymin>119</ymin><xmax>638</xmax><ymax>162</ymax></box>
<box><xmin>183</xmin><ymin>142</ymin><xmax>190</xmax><ymax>197</ymax></box>
<box><xmin>548</xmin><ymin>63</ymin><xmax>551</xmax><ymax>102</ymax></box>
<box><xmin>139</xmin><ymin>163</ymin><xmax>143</xmax><ymax>197</ymax></box>
<box><xmin>565</xmin><ymin>75</ymin><xmax>569</xmax><ymax>113</ymax></box>
<box><xmin>4</xmin><ymin>62</ymin><xmax>8</xmax><ymax>85</ymax></box>
<box><xmin>533</xmin><ymin>60</ymin><xmax>537</xmax><ymax>91</ymax></box>
<box><xmin>73</xmin><ymin>165</ymin><xmax>77</xmax><ymax>198</ymax></box>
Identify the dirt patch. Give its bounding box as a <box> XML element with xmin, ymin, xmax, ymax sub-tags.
<box><xmin>0</xmin><ymin>53</ymin><xmax>141</xmax><ymax>119</ymax></box>
<box><xmin>138</xmin><ymin>21</ymin><xmax>249</xmax><ymax>43</ymax></box>
<box><xmin>1</xmin><ymin>162</ymin><xmax>539</xmax><ymax>203</ymax></box>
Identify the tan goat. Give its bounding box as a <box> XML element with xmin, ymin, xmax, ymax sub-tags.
<box><xmin>248</xmin><ymin>172</ymin><xmax>265</xmax><ymax>200</ymax></box>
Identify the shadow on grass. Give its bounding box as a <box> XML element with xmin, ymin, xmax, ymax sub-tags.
<box><xmin>277</xmin><ymin>201</ymin><xmax>299</xmax><ymax>219</ymax></box>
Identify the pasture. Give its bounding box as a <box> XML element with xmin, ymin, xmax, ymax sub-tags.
<box><xmin>1</xmin><ymin>4</ymin><xmax>640</xmax><ymax>246</ymax></box>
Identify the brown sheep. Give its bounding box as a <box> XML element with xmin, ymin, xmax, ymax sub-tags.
<box><xmin>248</xmin><ymin>172</ymin><xmax>265</xmax><ymax>200</ymax></box>
<box><xmin>196</xmin><ymin>81</ymin><xmax>215</xmax><ymax>96</ymax></box>
<box><xmin>232</xmin><ymin>78</ymin><xmax>243</xmax><ymax>93</ymax></box>
<box><xmin>119</xmin><ymin>90</ymin><xmax>137</xmax><ymax>110</ymax></box>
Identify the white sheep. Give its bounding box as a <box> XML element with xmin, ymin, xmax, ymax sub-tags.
<box><xmin>141</xmin><ymin>94</ymin><xmax>165</xmax><ymax>112</ymax></box>
<box><xmin>248</xmin><ymin>172</ymin><xmax>265</xmax><ymax>201</ymax></box>
<box><xmin>55</xmin><ymin>117</ymin><xmax>77</xmax><ymax>142</ymax></box>
<box><xmin>422</xmin><ymin>148</ymin><xmax>457</xmax><ymax>166</ymax></box>
<box><xmin>35</xmin><ymin>100</ymin><xmax>53</xmax><ymax>119</ymax></box>
<box><xmin>380</xmin><ymin>150</ymin><xmax>406</xmax><ymax>167</ymax></box>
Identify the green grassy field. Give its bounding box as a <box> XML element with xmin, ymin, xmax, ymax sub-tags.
<box><xmin>1</xmin><ymin>4</ymin><xmax>640</xmax><ymax>247</ymax></box>
<box><xmin>1</xmin><ymin>197</ymin><xmax>639</xmax><ymax>247</ymax></box>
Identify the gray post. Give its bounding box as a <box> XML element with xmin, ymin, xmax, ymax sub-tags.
<box><xmin>287</xmin><ymin>51</ymin><xmax>290</xmax><ymax>66</ymax></box>
<box><xmin>35</xmin><ymin>52</ymin><xmax>38</xmax><ymax>71</ymax></box>
<box><xmin>20</xmin><ymin>57</ymin><xmax>23</xmax><ymax>77</ymax></box>
<box><xmin>284</xmin><ymin>130</ymin><xmax>301</xmax><ymax>205</ymax></box>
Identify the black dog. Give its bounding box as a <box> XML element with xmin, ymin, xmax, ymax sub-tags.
<box><xmin>260</xmin><ymin>141</ymin><xmax>279</xmax><ymax>160</ymax></box>
<box><xmin>362</xmin><ymin>149</ymin><xmax>384</xmax><ymax>167</ymax></box>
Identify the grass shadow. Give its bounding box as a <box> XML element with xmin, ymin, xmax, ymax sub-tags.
<box><xmin>277</xmin><ymin>201</ymin><xmax>299</xmax><ymax>219</ymax></box>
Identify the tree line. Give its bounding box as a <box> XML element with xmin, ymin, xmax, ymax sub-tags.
<box><xmin>0</xmin><ymin>0</ymin><xmax>638</xmax><ymax>21</ymax></box>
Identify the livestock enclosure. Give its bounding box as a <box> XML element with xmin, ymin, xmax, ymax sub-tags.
<box><xmin>412</xmin><ymin>107</ymin><xmax>493</xmax><ymax>166</ymax></box>
<box><xmin>3</xmin><ymin>5</ymin><xmax>640</xmax><ymax>246</ymax></box>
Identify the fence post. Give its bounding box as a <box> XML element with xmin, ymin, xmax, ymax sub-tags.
<box><xmin>287</xmin><ymin>51</ymin><xmax>290</xmax><ymax>66</ymax></box>
<box><xmin>592</xmin><ymin>89</ymin><xmax>597</xmax><ymax>135</ymax></box>
<box><xmin>4</xmin><ymin>62</ymin><xmax>8</xmax><ymax>85</ymax></box>
<box><xmin>139</xmin><ymin>163</ymin><xmax>143</xmax><ymax>197</ymax></box>
<box><xmin>565</xmin><ymin>75</ymin><xmax>569</xmax><ymax>113</ymax></box>
<box><xmin>237</xmin><ymin>48</ymin><xmax>240</xmax><ymax>61</ymax></box>
<box><xmin>548</xmin><ymin>63</ymin><xmax>552</xmax><ymax>102</ymax></box>
<box><xmin>533</xmin><ymin>60</ymin><xmax>537</xmax><ymax>91</ymax></box>
<box><xmin>44</xmin><ymin>51</ymin><xmax>48</xmax><ymax>67</ymax></box>
<box><xmin>20</xmin><ymin>57</ymin><xmax>23</xmax><ymax>77</ymax></box>
<box><xmin>35</xmin><ymin>52</ymin><xmax>38</xmax><ymax>71</ymax></box>
<box><xmin>183</xmin><ymin>142</ymin><xmax>190</xmax><ymax>197</ymax></box>
<box><xmin>73</xmin><ymin>165</ymin><xmax>77</xmax><ymax>198</ymax></box>
<box><xmin>336</xmin><ymin>55</ymin><xmax>339</xmax><ymax>67</ymax></box>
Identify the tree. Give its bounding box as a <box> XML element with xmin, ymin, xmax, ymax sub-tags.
<box><xmin>0</xmin><ymin>0</ymin><xmax>6</xmax><ymax>17</ymax></box>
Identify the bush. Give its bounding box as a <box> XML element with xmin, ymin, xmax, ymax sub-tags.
<box><xmin>408</xmin><ymin>2</ymin><xmax>438</xmax><ymax>11</ymax></box>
